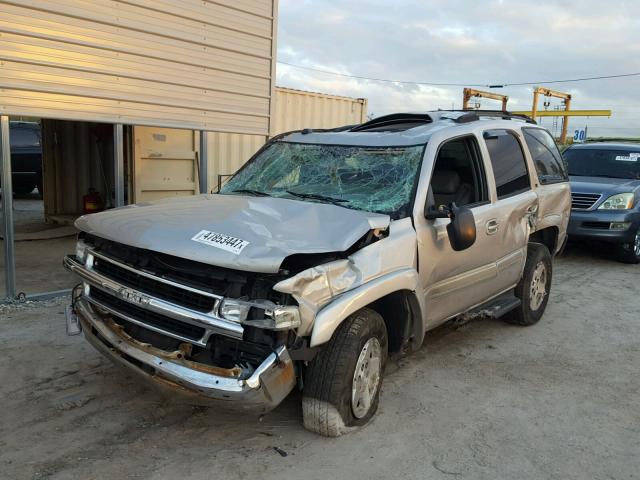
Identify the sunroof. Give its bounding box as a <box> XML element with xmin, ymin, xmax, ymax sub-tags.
<box><xmin>350</xmin><ymin>113</ymin><xmax>433</xmax><ymax>132</ymax></box>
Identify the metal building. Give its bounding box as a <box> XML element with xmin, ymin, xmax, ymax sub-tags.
<box><xmin>0</xmin><ymin>0</ymin><xmax>279</xmax><ymax>301</ymax></box>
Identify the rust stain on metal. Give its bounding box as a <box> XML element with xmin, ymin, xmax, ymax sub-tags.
<box><xmin>103</xmin><ymin>317</ymin><xmax>241</xmax><ymax>378</ymax></box>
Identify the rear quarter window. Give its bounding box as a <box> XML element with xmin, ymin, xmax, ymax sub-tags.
<box><xmin>522</xmin><ymin>128</ymin><xmax>568</xmax><ymax>184</ymax></box>
<box><xmin>483</xmin><ymin>129</ymin><xmax>531</xmax><ymax>199</ymax></box>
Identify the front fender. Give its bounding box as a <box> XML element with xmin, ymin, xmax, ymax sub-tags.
<box><xmin>310</xmin><ymin>268</ymin><xmax>426</xmax><ymax>348</ymax></box>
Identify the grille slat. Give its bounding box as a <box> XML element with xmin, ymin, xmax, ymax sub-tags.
<box><xmin>90</xmin><ymin>288</ymin><xmax>206</xmax><ymax>341</ymax></box>
<box><xmin>571</xmin><ymin>193</ymin><xmax>601</xmax><ymax>210</ymax></box>
<box><xmin>92</xmin><ymin>257</ymin><xmax>217</xmax><ymax>313</ymax></box>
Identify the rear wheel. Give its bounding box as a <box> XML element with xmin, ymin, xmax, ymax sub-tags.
<box><xmin>302</xmin><ymin>308</ymin><xmax>388</xmax><ymax>437</ymax></box>
<box><xmin>616</xmin><ymin>227</ymin><xmax>640</xmax><ymax>264</ymax></box>
<box><xmin>504</xmin><ymin>243</ymin><xmax>552</xmax><ymax>326</ymax></box>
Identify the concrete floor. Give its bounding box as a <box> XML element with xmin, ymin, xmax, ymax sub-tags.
<box><xmin>0</xmin><ymin>193</ymin><xmax>77</xmax><ymax>295</ymax></box>
<box><xmin>0</xmin><ymin>244</ymin><xmax>638</xmax><ymax>480</ymax></box>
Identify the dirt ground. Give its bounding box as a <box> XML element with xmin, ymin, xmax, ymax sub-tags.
<box><xmin>0</xmin><ymin>244</ymin><xmax>638</xmax><ymax>480</ymax></box>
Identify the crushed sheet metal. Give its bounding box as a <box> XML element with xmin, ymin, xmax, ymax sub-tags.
<box><xmin>74</xmin><ymin>194</ymin><xmax>390</xmax><ymax>273</ymax></box>
<box><xmin>274</xmin><ymin>217</ymin><xmax>418</xmax><ymax>335</ymax></box>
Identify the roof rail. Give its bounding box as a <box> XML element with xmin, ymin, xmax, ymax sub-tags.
<box><xmin>350</xmin><ymin>113</ymin><xmax>433</xmax><ymax>132</ymax></box>
<box><xmin>441</xmin><ymin>110</ymin><xmax>536</xmax><ymax>124</ymax></box>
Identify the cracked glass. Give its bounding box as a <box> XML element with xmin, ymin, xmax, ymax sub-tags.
<box><xmin>220</xmin><ymin>141</ymin><xmax>425</xmax><ymax>217</ymax></box>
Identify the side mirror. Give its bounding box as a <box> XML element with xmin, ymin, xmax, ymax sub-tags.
<box><xmin>447</xmin><ymin>204</ymin><xmax>476</xmax><ymax>251</ymax></box>
<box><xmin>425</xmin><ymin>202</ymin><xmax>476</xmax><ymax>251</ymax></box>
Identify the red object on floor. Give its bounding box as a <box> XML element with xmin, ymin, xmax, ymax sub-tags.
<box><xmin>82</xmin><ymin>188</ymin><xmax>103</xmax><ymax>214</ymax></box>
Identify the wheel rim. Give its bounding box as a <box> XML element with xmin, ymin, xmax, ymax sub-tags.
<box><xmin>529</xmin><ymin>261</ymin><xmax>548</xmax><ymax>311</ymax></box>
<box><xmin>634</xmin><ymin>229</ymin><xmax>640</xmax><ymax>257</ymax></box>
<box><xmin>351</xmin><ymin>337</ymin><xmax>382</xmax><ymax>419</ymax></box>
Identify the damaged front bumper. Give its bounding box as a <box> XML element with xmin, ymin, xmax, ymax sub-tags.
<box><xmin>73</xmin><ymin>298</ymin><xmax>296</xmax><ymax>413</ymax></box>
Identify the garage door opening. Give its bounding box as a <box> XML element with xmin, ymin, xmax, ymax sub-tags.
<box><xmin>1</xmin><ymin>116</ymin><xmax>130</xmax><ymax>300</ymax></box>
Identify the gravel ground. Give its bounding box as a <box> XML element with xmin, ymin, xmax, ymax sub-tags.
<box><xmin>1</xmin><ymin>244</ymin><xmax>638</xmax><ymax>480</ymax></box>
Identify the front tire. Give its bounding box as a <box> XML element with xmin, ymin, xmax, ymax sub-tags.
<box><xmin>504</xmin><ymin>243</ymin><xmax>552</xmax><ymax>326</ymax></box>
<box><xmin>616</xmin><ymin>227</ymin><xmax>640</xmax><ymax>264</ymax></box>
<box><xmin>302</xmin><ymin>308</ymin><xmax>388</xmax><ymax>437</ymax></box>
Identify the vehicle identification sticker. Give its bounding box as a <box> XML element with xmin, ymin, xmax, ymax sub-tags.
<box><xmin>191</xmin><ymin>230</ymin><xmax>249</xmax><ymax>254</ymax></box>
<box><xmin>615</xmin><ymin>153</ymin><xmax>639</xmax><ymax>162</ymax></box>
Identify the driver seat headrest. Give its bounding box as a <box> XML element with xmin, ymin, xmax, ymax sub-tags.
<box><xmin>432</xmin><ymin>170</ymin><xmax>461</xmax><ymax>195</ymax></box>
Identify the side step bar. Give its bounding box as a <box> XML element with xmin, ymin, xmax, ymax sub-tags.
<box><xmin>465</xmin><ymin>292</ymin><xmax>521</xmax><ymax>320</ymax></box>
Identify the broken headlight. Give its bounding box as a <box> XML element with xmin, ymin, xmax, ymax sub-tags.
<box><xmin>219</xmin><ymin>299</ymin><xmax>300</xmax><ymax>330</ymax></box>
<box><xmin>219</xmin><ymin>299</ymin><xmax>251</xmax><ymax>322</ymax></box>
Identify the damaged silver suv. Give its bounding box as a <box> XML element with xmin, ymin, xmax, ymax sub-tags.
<box><xmin>64</xmin><ymin>111</ymin><xmax>570</xmax><ymax>436</ymax></box>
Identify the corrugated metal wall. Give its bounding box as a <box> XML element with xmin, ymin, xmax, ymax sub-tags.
<box><xmin>207</xmin><ymin>87</ymin><xmax>368</xmax><ymax>190</ymax></box>
<box><xmin>272</xmin><ymin>87</ymin><xmax>367</xmax><ymax>135</ymax></box>
<box><xmin>0</xmin><ymin>0</ymin><xmax>277</xmax><ymax>134</ymax></box>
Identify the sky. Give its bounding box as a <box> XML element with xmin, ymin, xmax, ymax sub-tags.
<box><xmin>275</xmin><ymin>0</ymin><xmax>640</xmax><ymax>138</ymax></box>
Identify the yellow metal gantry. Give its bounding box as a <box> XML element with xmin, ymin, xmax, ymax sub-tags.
<box><xmin>461</xmin><ymin>86</ymin><xmax>612</xmax><ymax>144</ymax></box>
<box><xmin>462</xmin><ymin>88</ymin><xmax>509</xmax><ymax>112</ymax></box>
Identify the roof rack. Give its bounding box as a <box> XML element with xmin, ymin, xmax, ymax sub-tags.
<box><xmin>350</xmin><ymin>113</ymin><xmax>433</xmax><ymax>132</ymax></box>
<box><xmin>440</xmin><ymin>110</ymin><xmax>536</xmax><ymax>124</ymax></box>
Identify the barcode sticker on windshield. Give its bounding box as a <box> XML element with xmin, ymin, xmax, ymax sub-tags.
<box><xmin>615</xmin><ymin>153</ymin><xmax>639</xmax><ymax>162</ymax></box>
<box><xmin>191</xmin><ymin>230</ymin><xmax>249</xmax><ymax>254</ymax></box>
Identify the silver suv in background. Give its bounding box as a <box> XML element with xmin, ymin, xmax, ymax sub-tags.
<box><xmin>64</xmin><ymin>111</ymin><xmax>570</xmax><ymax>436</ymax></box>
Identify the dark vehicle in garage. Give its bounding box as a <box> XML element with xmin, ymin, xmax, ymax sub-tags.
<box><xmin>565</xmin><ymin>143</ymin><xmax>640</xmax><ymax>263</ymax></box>
<box><xmin>0</xmin><ymin>121</ymin><xmax>43</xmax><ymax>196</ymax></box>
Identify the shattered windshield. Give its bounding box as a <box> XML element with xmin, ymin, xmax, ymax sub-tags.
<box><xmin>220</xmin><ymin>141</ymin><xmax>425</xmax><ymax>217</ymax></box>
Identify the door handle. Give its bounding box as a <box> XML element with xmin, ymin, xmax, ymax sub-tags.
<box><xmin>486</xmin><ymin>219</ymin><xmax>499</xmax><ymax>235</ymax></box>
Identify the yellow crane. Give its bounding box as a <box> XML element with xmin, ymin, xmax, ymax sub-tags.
<box><xmin>462</xmin><ymin>88</ymin><xmax>509</xmax><ymax>112</ymax></box>
<box><xmin>512</xmin><ymin>86</ymin><xmax>612</xmax><ymax>144</ymax></box>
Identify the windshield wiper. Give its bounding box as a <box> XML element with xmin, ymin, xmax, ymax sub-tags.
<box><xmin>231</xmin><ymin>188</ymin><xmax>271</xmax><ymax>197</ymax></box>
<box><xmin>286</xmin><ymin>190</ymin><xmax>349</xmax><ymax>205</ymax></box>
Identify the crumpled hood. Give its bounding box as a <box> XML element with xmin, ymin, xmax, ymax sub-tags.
<box><xmin>75</xmin><ymin>194</ymin><xmax>390</xmax><ymax>273</ymax></box>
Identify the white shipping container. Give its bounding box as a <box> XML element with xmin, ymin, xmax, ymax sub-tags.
<box><xmin>207</xmin><ymin>87</ymin><xmax>368</xmax><ymax>191</ymax></box>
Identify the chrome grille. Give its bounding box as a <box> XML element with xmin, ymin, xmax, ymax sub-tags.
<box><xmin>571</xmin><ymin>193</ymin><xmax>601</xmax><ymax>210</ymax></box>
<box><xmin>92</xmin><ymin>253</ymin><xmax>217</xmax><ymax>313</ymax></box>
<box><xmin>90</xmin><ymin>287</ymin><xmax>206</xmax><ymax>341</ymax></box>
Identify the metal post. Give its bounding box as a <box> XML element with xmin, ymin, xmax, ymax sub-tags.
<box><xmin>1</xmin><ymin>115</ymin><xmax>16</xmax><ymax>300</ymax></box>
<box><xmin>199</xmin><ymin>130</ymin><xmax>208</xmax><ymax>194</ymax></box>
<box><xmin>531</xmin><ymin>88</ymin><xmax>540</xmax><ymax>122</ymax></box>
<box><xmin>114</xmin><ymin>124</ymin><xmax>124</xmax><ymax>207</ymax></box>
<box><xmin>462</xmin><ymin>88</ymin><xmax>470</xmax><ymax>110</ymax></box>
<box><xmin>560</xmin><ymin>96</ymin><xmax>571</xmax><ymax>145</ymax></box>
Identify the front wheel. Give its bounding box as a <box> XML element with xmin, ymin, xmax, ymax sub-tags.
<box><xmin>616</xmin><ymin>227</ymin><xmax>640</xmax><ymax>264</ymax></box>
<box><xmin>504</xmin><ymin>243</ymin><xmax>552</xmax><ymax>326</ymax></box>
<box><xmin>302</xmin><ymin>308</ymin><xmax>388</xmax><ymax>437</ymax></box>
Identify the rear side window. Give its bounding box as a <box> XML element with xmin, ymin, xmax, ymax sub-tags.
<box><xmin>522</xmin><ymin>128</ymin><xmax>568</xmax><ymax>184</ymax></box>
<box><xmin>483</xmin><ymin>129</ymin><xmax>530</xmax><ymax>198</ymax></box>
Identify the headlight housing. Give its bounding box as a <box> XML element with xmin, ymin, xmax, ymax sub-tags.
<box><xmin>219</xmin><ymin>299</ymin><xmax>300</xmax><ymax>330</ymax></box>
<box><xmin>219</xmin><ymin>299</ymin><xmax>251</xmax><ymax>323</ymax></box>
<box><xmin>598</xmin><ymin>193</ymin><xmax>634</xmax><ymax>210</ymax></box>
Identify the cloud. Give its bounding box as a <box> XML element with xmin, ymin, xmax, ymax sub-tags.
<box><xmin>276</xmin><ymin>0</ymin><xmax>640</xmax><ymax>138</ymax></box>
